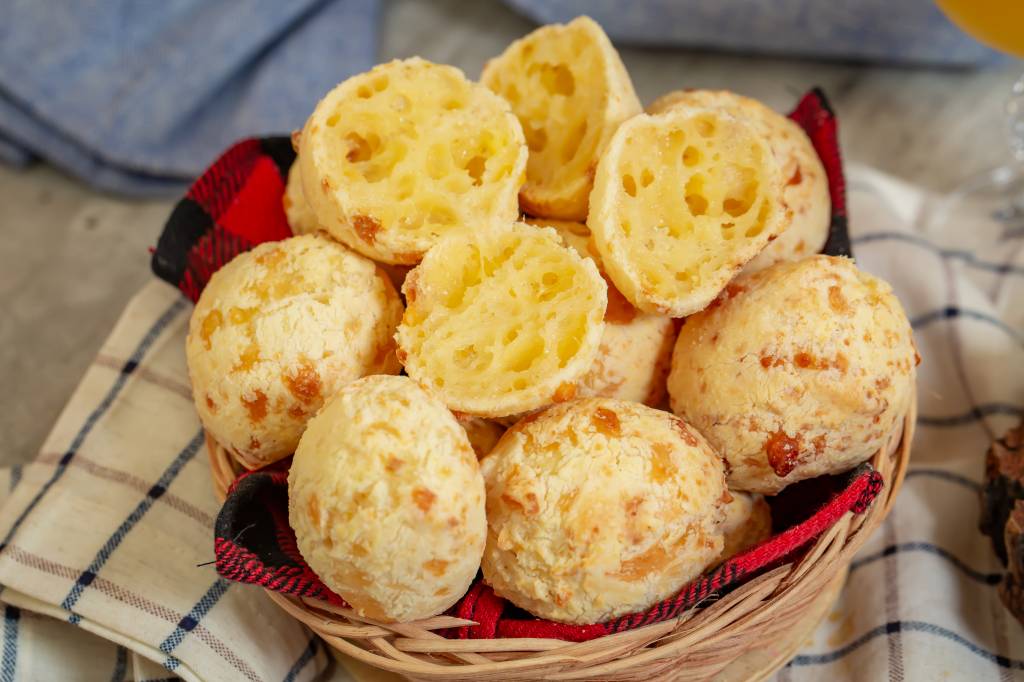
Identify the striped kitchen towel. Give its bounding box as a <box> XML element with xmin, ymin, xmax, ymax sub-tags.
<box><xmin>775</xmin><ymin>166</ymin><xmax>1024</xmax><ymax>680</ymax></box>
<box><xmin>0</xmin><ymin>162</ymin><xmax>1020</xmax><ymax>679</ymax></box>
<box><xmin>0</xmin><ymin>286</ymin><xmax>328</xmax><ymax>680</ymax></box>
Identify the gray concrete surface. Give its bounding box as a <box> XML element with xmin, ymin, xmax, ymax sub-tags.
<box><xmin>1</xmin><ymin>0</ymin><xmax>1021</xmax><ymax>467</ymax></box>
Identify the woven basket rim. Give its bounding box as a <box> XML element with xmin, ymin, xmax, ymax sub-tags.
<box><xmin>207</xmin><ymin>389</ymin><xmax>915</xmax><ymax>681</ymax></box>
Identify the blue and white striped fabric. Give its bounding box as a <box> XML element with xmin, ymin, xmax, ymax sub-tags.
<box><xmin>0</xmin><ymin>285</ymin><xmax>329</xmax><ymax>681</ymax></box>
<box><xmin>0</xmin><ymin>164</ymin><xmax>1020</xmax><ymax>679</ymax></box>
<box><xmin>774</xmin><ymin>165</ymin><xmax>1024</xmax><ymax>680</ymax></box>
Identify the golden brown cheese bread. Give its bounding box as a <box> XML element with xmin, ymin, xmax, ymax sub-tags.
<box><xmin>283</xmin><ymin>157</ymin><xmax>412</xmax><ymax>288</ymax></box>
<box><xmin>396</xmin><ymin>222</ymin><xmax>607</xmax><ymax>417</ymax></box>
<box><xmin>526</xmin><ymin>218</ymin><xmax>675</xmax><ymax>405</ymax></box>
<box><xmin>482</xmin><ymin>16</ymin><xmax>641</xmax><ymax>220</ymax></box>
<box><xmin>282</xmin><ymin>161</ymin><xmax>320</xmax><ymax>236</ymax></box>
<box><xmin>716</xmin><ymin>491</ymin><xmax>772</xmax><ymax>563</ymax></box>
<box><xmin>589</xmin><ymin>107</ymin><xmax>790</xmax><ymax>317</ymax></box>
<box><xmin>185</xmin><ymin>235</ymin><xmax>403</xmax><ymax>469</ymax></box>
<box><xmin>481</xmin><ymin>398</ymin><xmax>728</xmax><ymax>623</ymax></box>
<box><xmin>648</xmin><ymin>89</ymin><xmax>830</xmax><ymax>271</ymax></box>
<box><xmin>289</xmin><ymin>375</ymin><xmax>486</xmax><ymax>622</ymax></box>
<box><xmin>300</xmin><ymin>58</ymin><xmax>527</xmax><ymax>264</ymax></box>
<box><xmin>668</xmin><ymin>256</ymin><xmax>917</xmax><ymax>494</ymax></box>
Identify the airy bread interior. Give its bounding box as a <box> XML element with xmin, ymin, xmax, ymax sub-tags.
<box><xmin>647</xmin><ymin>89</ymin><xmax>831</xmax><ymax>273</ymax></box>
<box><xmin>590</xmin><ymin>108</ymin><xmax>787</xmax><ymax>316</ymax></box>
<box><xmin>397</xmin><ymin>223</ymin><xmax>606</xmax><ymax>416</ymax></box>
<box><xmin>301</xmin><ymin>58</ymin><xmax>526</xmax><ymax>264</ymax></box>
<box><xmin>482</xmin><ymin>16</ymin><xmax>640</xmax><ymax>220</ymax></box>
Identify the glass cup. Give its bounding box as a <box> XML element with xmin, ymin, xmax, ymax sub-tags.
<box><xmin>932</xmin><ymin>0</ymin><xmax>1024</xmax><ymax>238</ymax></box>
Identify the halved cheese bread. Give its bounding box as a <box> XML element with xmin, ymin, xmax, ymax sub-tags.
<box><xmin>300</xmin><ymin>58</ymin><xmax>527</xmax><ymax>265</ymax></box>
<box><xmin>481</xmin><ymin>16</ymin><xmax>641</xmax><ymax>221</ymax></box>
<box><xmin>396</xmin><ymin>222</ymin><xmax>606</xmax><ymax>417</ymax></box>
<box><xmin>648</xmin><ymin>89</ymin><xmax>830</xmax><ymax>272</ymax></box>
<box><xmin>526</xmin><ymin>218</ymin><xmax>675</xmax><ymax>406</ymax></box>
<box><xmin>284</xmin><ymin>157</ymin><xmax>409</xmax><ymax>289</ymax></box>
<box><xmin>589</xmin><ymin>108</ymin><xmax>790</xmax><ymax>317</ymax></box>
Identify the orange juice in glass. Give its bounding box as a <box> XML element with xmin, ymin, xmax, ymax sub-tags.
<box><xmin>934</xmin><ymin>0</ymin><xmax>1024</xmax><ymax>57</ymax></box>
<box><xmin>932</xmin><ymin>0</ymin><xmax>1024</xmax><ymax>234</ymax></box>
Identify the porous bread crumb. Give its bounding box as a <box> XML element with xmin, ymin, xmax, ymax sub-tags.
<box><xmin>526</xmin><ymin>218</ymin><xmax>675</xmax><ymax>406</ymax></box>
<box><xmin>482</xmin><ymin>16</ymin><xmax>641</xmax><ymax>220</ymax></box>
<box><xmin>647</xmin><ymin>89</ymin><xmax>831</xmax><ymax>272</ymax></box>
<box><xmin>300</xmin><ymin>58</ymin><xmax>527</xmax><ymax>265</ymax></box>
<box><xmin>589</xmin><ymin>107</ymin><xmax>790</xmax><ymax>316</ymax></box>
<box><xmin>396</xmin><ymin>222</ymin><xmax>606</xmax><ymax>417</ymax></box>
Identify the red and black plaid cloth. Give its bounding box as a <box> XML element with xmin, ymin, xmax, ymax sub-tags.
<box><xmin>152</xmin><ymin>137</ymin><xmax>296</xmax><ymax>303</ymax></box>
<box><xmin>152</xmin><ymin>89</ymin><xmax>872</xmax><ymax>641</ymax></box>
<box><xmin>216</xmin><ymin>461</ymin><xmax>881</xmax><ymax>642</ymax></box>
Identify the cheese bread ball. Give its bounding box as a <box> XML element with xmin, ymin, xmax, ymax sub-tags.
<box><xmin>589</xmin><ymin>107</ymin><xmax>789</xmax><ymax>317</ymax></box>
<box><xmin>186</xmin><ymin>235</ymin><xmax>404</xmax><ymax>469</ymax></box>
<box><xmin>668</xmin><ymin>256</ymin><xmax>916</xmax><ymax>494</ymax></box>
<box><xmin>285</xmin><ymin>152</ymin><xmax>410</xmax><ymax>290</ymax></box>
<box><xmin>481</xmin><ymin>398</ymin><xmax>728</xmax><ymax>623</ymax></box>
<box><xmin>289</xmin><ymin>375</ymin><xmax>486</xmax><ymax>622</ymax></box>
<box><xmin>456</xmin><ymin>414</ymin><xmax>506</xmax><ymax>459</ymax></box>
<box><xmin>282</xmin><ymin>161</ymin><xmax>320</xmax><ymax>236</ymax></box>
<box><xmin>526</xmin><ymin>218</ymin><xmax>675</xmax><ymax>405</ymax></box>
<box><xmin>648</xmin><ymin>90</ymin><xmax>830</xmax><ymax>272</ymax></box>
<box><xmin>300</xmin><ymin>58</ymin><xmax>527</xmax><ymax>265</ymax></box>
<box><xmin>716</xmin><ymin>491</ymin><xmax>772</xmax><ymax>564</ymax></box>
<box><xmin>581</xmin><ymin>318</ymin><xmax>675</xmax><ymax>407</ymax></box>
<box><xmin>396</xmin><ymin>223</ymin><xmax>607</xmax><ymax>417</ymax></box>
<box><xmin>482</xmin><ymin>16</ymin><xmax>641</xmax><ymax>220</ymax></box>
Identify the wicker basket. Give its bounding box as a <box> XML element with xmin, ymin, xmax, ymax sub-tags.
<box><xmin>207</xmin><ymin>390</ymin><xmax>914</xmax><ymax>682</ymax></box>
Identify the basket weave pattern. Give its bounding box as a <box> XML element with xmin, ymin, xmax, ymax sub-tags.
<box><xmin>207</xmin><ymin>393</ymin><xmax>914</xmax><ymax>681</ymax></box>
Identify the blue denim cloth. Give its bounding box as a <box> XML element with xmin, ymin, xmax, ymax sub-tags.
<box><xmin>505</xmin><ymin>0</ymin><xmax>1001</xmax><ymax>66</ymax></box>
<box><xmin>0</xmin><ymin>0</ymin><xmax>379</xmax><ymax>195</ymax></box>
<box><xmin>507</xmin><ymin>0</ymin><xmax>1003</xmax><ymax>65</ymax></box>
<box><xmin>0</xmin><ymin>0</ymin><xmax>999</xmax><ymax>196</ymax></box>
